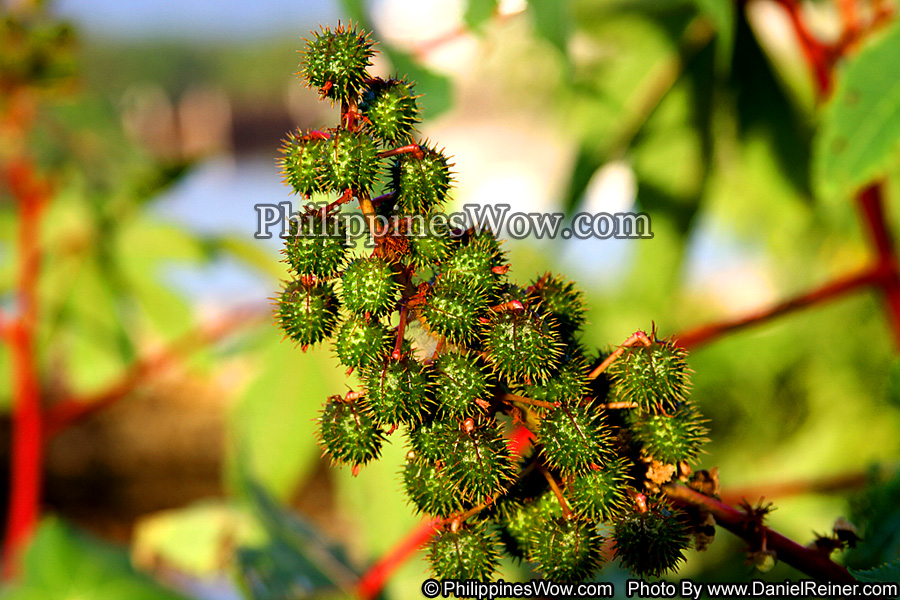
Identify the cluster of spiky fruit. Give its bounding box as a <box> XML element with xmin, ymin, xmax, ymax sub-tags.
<box><xmin>274</xmin><ymin>23</ymin><xmax>711</xmax><ymax>583</ymax></box>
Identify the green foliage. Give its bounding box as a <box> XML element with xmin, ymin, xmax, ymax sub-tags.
<box><xmin>814</xmin><ymin>22</ymin><xmax>900</xmax><ymax>201</ymax></box>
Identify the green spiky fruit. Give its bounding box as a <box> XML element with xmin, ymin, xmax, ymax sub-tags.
<box><xmin>340</xmin><ymin>256</ymin><xmax>399</xmax><ymax>316</ymax></box>
<box><xmin>568</xmin><ymin>458</ymin><xmax>631</xmax><ymax>521</ymax></box>
<box><xmin>359</xmin><ymin>77</ymin><xmax>420</xmax><ymax>145</ymax></box>
<box><xmin>390</xmin><ymin>145</ymin><xmax>452</xmax><ymax>215</ymax></box>
<box><xmin>444</xmin><ymin>421</ymin><xmax>516</xmax><ymax>502</ymax></box>
<box><xmin>276</xmin><ymin>281</ymin><xmax>339</xmax><ymax>347</ymax></box>
<box><xmin>482</xmin><ymin>311</ymin><xmax>562</xmax><ymax>384</ymax></box>
<box><xmin>428</xmin><ymin>527</ymin><xmax>500</xmax><ymax>581</ymax></box>
<box><xmin>407</xmin><ymin>225</ymin><xmax>451</xmax><ymax>268</ymax></box>
<box><xmin>317</xmin><ymin>399</ymin><xmax>384</xmax><ymax>468</ymax></box>
<box><xmin>283</xmin><ymin>211</ymin><xmax>347</xmax><ymax>279</ymax></box>
<box><xmin>301</xmin><ymin>24</ymin><xmax>374</xmax><ymax>102</ymax></box>
<box><xmin>279</xmin><ymin>130</ymin><xmax>326</xmax><ymax>197</ymax></box>
<box><xmin>434</xmin><ymin>352</ymin><xmax>492</xmax><ymax>418</ymax></box>
<box><xmin>361</xmin><ymin>358</ymin><xmax>432</xmax><ymax>426</ymax></box>
<box><xmin>444</xmin><ymin>233</ymin><xmax>506</xmax><ymax>291</ymax></box>
<box><xmin>422</xmin><ymin>272</ymin><xmax>489</xmax><ymax>344</ymax></box>
<box><xmin>332</xmin><ymin>315</ymin><xmax>390</xmax><ymax>370</ymax></box>
<box><xmin>607</xmin><ymin>338</ymin><xmax>691</xmax><ymax>414</ymax></box>
<box><xmin>402</xmin><ymin>456</ymin><xmax>466</xmax><ymax>518</ymax></box>
<box><xmin>529</xmin><ymin>273</ymin><xmax>587</xmax><ymax>334</ymax></box>
<box><xmin>517</xmin><ymin>353</ymin><xmax>588</xmax><ymax>411</ymax></box>
<box><xmin>526</xmin><ymin>518</ymin><xmax>605</xmax><ymax>582</ymax></box>
<box><xmin>321</xmin><ymin>129</ymin><xmax>380</xmax><ymax>193</ymax></box>
<box><xmin>614</xmin><ymin>505</ymin><xmax>691</xmax><ymax>577</ymax></box>
<box><xmin>627</xmin><ymin>401</ymin><xmax>708</xmax><ymax>464</ymax></box>
<box><xmin>539</xmin><ymin>404</ymin><xmax>612</xmax><ymax>475</ymax></box>
<box><xmin>500</xmin><ymin>491</ymin><xmax>561</xmax><ymax>559</ymax></box>
<box><xmin>407</xmin><ymin>418</ymin><xmax>455</xmax><ymax>463</ymax></box>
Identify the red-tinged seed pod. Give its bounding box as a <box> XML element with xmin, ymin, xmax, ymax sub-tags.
<box><xmin>332</xmin><ymin>314</ymin><xmax>391</xmax><ymax>370</ymax></box>
<box><xmin>279</xmin><ymin>130</ymin><xmax>327</xmax><ymax>197</ymax></box>
<box><xmin>390</xmin><ymin>144</ymin><xmax>453</xmax><ymax>215</ymax></box>
<box><xmin>359</xmin><ymin>77</ymin><xmax>421</xmax><ymax>146</ymax></box>
<box><xmin>321</xmin><ymin>129</ymin><xmax>380</xmax><ymax>194</ymax></box>
<box><xmin>427</xmin><ymin>527</ymin><xmax>500</xmax><ymax>581</ymax></box>
<box><xmin>276</xmin><ymin>281</ymin><xmax>340</xmax><ymax>347</ymax></box>
<box><xmin>317</xmin><ymin>398</ymin><xmax>385</xmax><ymax>469</ymax></box>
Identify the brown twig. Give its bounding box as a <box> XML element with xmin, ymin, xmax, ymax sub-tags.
<box><xmin>503</xmin><ymin>392</ymin><xmax>557</xmax><ymax>411</ymax></box>
<box><xmin>587</xmin><ymin>330</ymin><xmax>651</xmax><ymax>379</ymax></box>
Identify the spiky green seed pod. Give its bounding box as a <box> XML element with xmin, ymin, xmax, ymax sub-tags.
<box><xmin>321</xmin><ymin>129</ymin><xmax>380</xmax><ymax>193</ymax></box>
<box><xmin>568</xmin><ymin>458</ymin><xmax>631</xmax><ymax>521</ymax></box>
<box><xmin>340</xmin><ymin>256</ymin><xmax>399</xmax><ymax>316</ymax></box>
<box><xmin>422</xmin><ymin>272</ymin><xmax>489</xmax><ymax>344</ymax></box>
<box><xmin>434</xmin><ymin>351</ymin><xmax>492</xmax><ymax>418</ymax></box>
<box><xmin>526</xmin><ymin>518</ymin><xmax>605</xmax><ymax>582</ymax></box>
<box><xmin>332</xmin><ymin>315</ymin><xmax>390</xmax><ymax>370</ymax></box>
<box><xmin>361</xmin><ymin>358</ymin><xmax>432</xmax><ymax>426</ymax></box>
<box><xmin>390</xmin><ymin>145</ymin><xmax>452</xmax><ymax>215</ymax></box>
<box><xmin>500</xmin><ymin>490</ymin><xmax>562</xmax><ymax>559</ymax></box>
<box><xmin>607</xmin><ymin>338</ymin><xmax>691</xmax><ymax>414</ymax></box>
<box><xmin>482</xmin><ymin>311</ymin><xmax>563</xmax><ymax>384</ymax></box>
<box><xmin>444</xmin><ymin>233</ymin><xmax>506</xmax><ymax>291</ymax></box>
<box><xmin>276</xmin><ymin>281</ymin><xmax>340</xmax><ymax>347</ymax></box>
<box><xmin>402</xmin><ymin>456</ymin><xmax>467</xmax><ymax>518</ymax></box>
<box><xmin>359</xmin><ymin>77</ymin><xmax>420</xmax><ymax>146</ymax></box>
<box><xmin>614</xmin><ymin>505</ymin><xmax>691</xmax><ymax>578</ymax></box>
<box><xmin>301</xmin><ymin>24</ymin><xmax>374</xmax><ymax>102</ymax></box>
<box><xmin>317</xmin><ymin>399</ymin><xmax>385</xmax><ymax>468</ymax></box>
<box><xmin>517</xmin><ymin>353</ymin><xmax>589</xmax><ymax>412</ymax></box>
<box><xmin>529</xmin><ymin>273</ymin><xmax>587</xmax><ymax>335</ymax></box>
<box><xmin>407</xmin><ymin>418</ymin><xmax>455</xmax><ymax>463</ymax></box>
<box><xmin>539</xmin><ymin>404</ymin><xmax>612</xmax><ymax>475</ymax></box>
<box><xmin>627</xmin><ymin>401</ymin><xmax>708</xmax><ymax>464</ymax></box>
<box><xmin>444</xmin><ymin>421</ymin><xmax>516</xmax><ymax>502</ymax></box>
<box><xmin>428</xmin><ymin>527</ymin><xmax>500</xmax><ymax>581</ymax></box>
<box><xmin>279</xmin><ymin>130</ymin><xmax>326</xmax><ymax>197</ymax></box>
<box><xmin>283</xmin><ymin>211</ymin><xmax>348</xmax><ymax>279</ymax></box>
<box><xmin>407</xmin><ymin>223</ymin><xmax>451</xmax><ymax>269</ymax></box>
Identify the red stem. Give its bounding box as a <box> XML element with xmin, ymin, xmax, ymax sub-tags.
<box><xmin>664</xmin><ymin>483</ymin><xmax>859</xmax><ymax>585</ymax></box>
<box><xmin>769</xmin><ymin>0</ymin><xmax>834</xmax><ymax>96</ymax></box>
<box><xmin>2</xmin><ymin>159</ymin><xmax>46</xmax><ymax>580</ymax></box>
<box><xmin>856</xmin><ymin>183</ymin><xmax>900</xmax><ymax>349</ymax></box>
<box><xmin>674</xmin><ymin>264</ymin><xmax>891</xmax><ymax>349</ymax></box>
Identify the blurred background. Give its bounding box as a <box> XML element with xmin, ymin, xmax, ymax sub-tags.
<box><xmin>2</xmin><ymin>0</ymin><xmax>900</xmax><ymax>598</ymax></box>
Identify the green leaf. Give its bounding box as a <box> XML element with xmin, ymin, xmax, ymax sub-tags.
<box><xmin>465</xmin><ymin>0</ymin><xmax>499</xmax><ymax>32</ymax></box>
<box><xmin>526</xmin><ymin>0</ymin><xmax>572</xmax><ymax>58</ymax></box>
<box><xmin>132</xmin><ymin>501</ymin><xmax>265</xmax><ymax>577</ymax></box>
<box><xmin>851</xmin><ymin>559</ymin><xmax>900</xmax><ymax>598</ymax></box>
<box><xmin>234</xmin><ymin>468</ymin><xmax>359</xmax><ymax>599</ymax></box>
<box><xmin>814</xmin><ymin>21</ymin><xmax>900</xmax><ymax>201</ymax></box>
<box><xmin>0</xmin><ymin>518</ymin><xmax>187</xmax><ymax>600</ymax></box>
<box><xmin>692</xmin><ymin>0</ymin><xmax>733</xmax><ymax>72</ymax></box>
<box><xmin>384</xmin><ymin>48</ymin><xmax>452</xmax><ymax>120</ymax></box>
<box><xmin>226</xmin><ymin>331</ymin><xmax>340</xmax><ymax>500</ymax></box>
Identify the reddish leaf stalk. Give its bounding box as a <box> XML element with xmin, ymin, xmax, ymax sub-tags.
<box><xmin>1</xmin><ymin>159</ymin><xmax>47</xmax><ymax>580</ymax></box>
<box><xmin>663</xmin><ymin>483</ymin><xmax>859</xmax><ymax>585</ymax></box>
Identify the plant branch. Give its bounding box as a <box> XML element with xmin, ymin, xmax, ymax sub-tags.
<box><xmin>674</xmin><ymin>263</ymin><xmax>891</xmax><ymax>349</ymax></box>
<box><xmin>587</xmin><ymin>330</ymin><xmax>651</xmax><ymax>379</ymax></box>
<box><xmin>663</xmin><ymin>482</ymin><xmax>858</xmax><ymax>584</ymax></box>
<box><xmin>42</xmin><ymin>306</ymin><xmax>269</xmax><ymax>439</ymax></box>
<box><xmin>856</xmin><ymin>183</ymin><xmax>900</xmax><ymax>349</ymax></box>
<box><xmin>718</xmin><ymin>469</ymin><xmax>878</xmax><ymax>506</ymax></box>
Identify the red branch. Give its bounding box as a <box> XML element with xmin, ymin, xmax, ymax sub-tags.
<box><xmin>42</xmin><ymin>307</ymin><xmax>268</xmax><ymax>439</ymax></box>
<box><xmin>856</xmin><ymin>184</ymin><xmax>900</xmax><ymax>348</ymax></box>
<box><xmin>1</xmin><ymin>158</ymin><xmax>47</xmax><ymax>580</ymax></box>
<box><xmin>664</xmin><ymin>483</ymin><xmax>859</xmax><ymax>584</ymax></box>
<box><xmin>770</xmin><ymin>0</ymin><xmax>835</xmax><ymax>96</ymax></box>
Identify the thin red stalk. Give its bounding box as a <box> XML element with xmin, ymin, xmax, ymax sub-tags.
<box><xmin>377</xmin><ymin>144</ymin><xmax>423</xmax><ymax>160</ymax></box>
<box><xmin>43</xmin><ymin>308</ymin><xmax>267</xmax><ymax>439</ymax></box>
<box><xmin>856</xmin><ymin>183</ymin><xmax>900</xmax><ymax>349</ymax></box>
<box><xmin>2</xmin><ymin>158</ymin><xmax>46</xmax><ymax>580</ymax></box>
<box><xmin>769</xmin><ymin>0</ymin><xmax>834</xmax><ymax>96</ymax></box>
<box><xmin>663</xmin><ymin>483</ymin><xmax>859</xmax><ymax>584</ymax></box>
<box><xmin>718</xmin><ymin>470</ymin><xmax>872</xmax><ymax>506</ymax></box>
<box><xmin>674</xmin><ymin>264</ymin><xmax>890</xmax><ymax>349</ymax></box>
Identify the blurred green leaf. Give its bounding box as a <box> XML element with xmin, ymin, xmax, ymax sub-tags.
<box><xmin>692</xmin><ymin>0</ymin><xmax>733</xmax><ymax>72</ymax></box>
<box><xmin>0</xmin><ymin>518</ymin><xmax>187</xmax><ymax>600</ymax></box>
<box><xmin>465</xmin><ymin>0</ymin><xmax>499</xmax><ymax>32</ymax></box>
<box><xmin>336</xmin><ymin>0</ymin><xmax>368</xmax><ymax>27</ymax></box>
<box><xmin>235</xmin><ymin>468</ymin><xmax>359</xmax><ymax>599</ymax></box>
<box><xmin>526</xmin><ymin>0</ymin><xmax>572</xmax><ymax>58</ymax></box>
<box><xmin>132</xmin><ymin>501</ymin><xmax>265</xmax><ymax>577</ymax></box>
<box><xmin>851</xmin><ymin>559</ymin><xmax>900</xmax><ymax>598</ymax></box>
<box><xmin>226</xmin><ymin>332</ymin><xmax>339</xmax><ymax>500</ymax></box>
<box><xmin>814</xmin><ymin>21</ymin><xmax>900</xmax><ymax>202</ymax></box>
